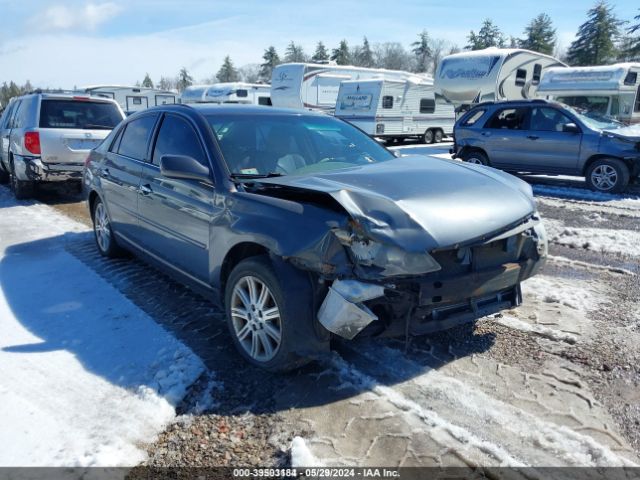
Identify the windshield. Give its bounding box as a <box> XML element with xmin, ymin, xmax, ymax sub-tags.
<box><xmin>206</xmin><ymin>113</ymin><xmax>395</xmax><ymax>176</ymax></box>
<box><xmin>39</xmin><ymin>99</ymin><xmax>123</xmax><ymax>129</ymax></box>
<box><xmin>560</xmin><ymin>103</ymin><xmax>624</xmax><ymax>131</ymax></box>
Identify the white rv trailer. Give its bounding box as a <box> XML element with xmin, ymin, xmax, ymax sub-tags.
<box><xmin>335</xmin><ymin>78</ymin><xmax>455</xmax><ymax>143</ymax></box>
<box><xmin>434</xmin><ymin>48</ymin><xmax>566</xmax><ymax>111</ymax></box>
<box><xmin>536</xmin><ymin>63</ymin><xmax>640</xmax><ymax>124</ymax></box>
<box><xmin>271</xmin><ymin>62</ymin><xmax>430</xmax><ymax>112</ymax></box>
<box><xmin>81</xmin><ymin>85</ymin><xmax>177</xmax><ymax>115</ymax></box>
<box><xmin>180</xmin><ymin>83</ymin><xmax>272</xmax><ymax>105</ymax></box>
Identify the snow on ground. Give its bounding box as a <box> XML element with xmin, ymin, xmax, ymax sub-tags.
<box><xmin>533</xmin><ymin>184</ymin><xmax>640</xmax><ymax>210</ymax></box>
<box><xmin>0</xmin><ymin>187</ymin><xmax>205</xmax><ymax>466</ymax></box>
<box><xmin>544</xmin><ymin>217</ymin><xmax>640</xmax><ymax>257</ymax></box>
<box><xmin>290</xmin><ymin>437</ymin><xmax>319</xmax><ymax>467</ymax></box>
<box><xmin>521</xmin><ymin>273</ymin><xmax>605</xmax><ymax>313</ymax></box>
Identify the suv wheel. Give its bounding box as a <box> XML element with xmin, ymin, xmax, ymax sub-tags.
<box><xmin>586</xmin><ymin>158</ymin><xmax>630</xmax><ymax>193</ymax></box>
<box><xmin>0</xmin><ymin>164</ymin><xmax>9</xmax><ymax>185</ymax></box>
<box><xmin>461</xmin><ymin>150</ymin><xmax>489</xmax><ymax>166</ymax></box>
<box><xmin>423</xmin><ymin>129</ymin><xmax>435</xmax><ymax>144</ymax></box>
<box><xmin>434</xmin><ymin>129</ymin><xmax>444</xmax><ymax>143</ymax></box>
<box><xmin>224</xmin><ymin>255</ymin><xmax>322</xmax><ymax>371</ymax></box>
<box><xmin>92</xmin><ymin>198</ymin><xmax>123</xmax><ymax>257</ymax></box>
<box><xmin>9</xmin><ymin>160</ymin><xmax>34</xmax><ymax>199</ymax></box>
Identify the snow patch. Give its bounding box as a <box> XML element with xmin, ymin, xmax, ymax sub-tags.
<box><xmin>494</xmin><ymin>315</ymin><xmax>577</xmax><ymax>344</ymax></box>
<box><xmin>545</xmin><ymin>218</ymin><xmax>640</xmax><ymax>257</ymax></box>
<box><xmin>533</xmin><ymin>184</ymin><xmax>640</xmax><ymax>208</ymax></box>
<box><xmin>0</xmin><ymin>186</ymin><xmax>205</xmax><ymax>466</ymax></box>
<box><xmin>290</xmin><ymin>436</ymin><xmax>319</xmax><ymax>467</ymax></box>
<box><xmin>521</xmin><ymin>274</ymin><xmax>603</xmax><ymax>313</ymax></box>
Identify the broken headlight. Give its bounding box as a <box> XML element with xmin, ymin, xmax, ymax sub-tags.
<box><xmin>334</xmin><ymin>228</ymin><xmax>441</xmax><ymax>276</ymax></box>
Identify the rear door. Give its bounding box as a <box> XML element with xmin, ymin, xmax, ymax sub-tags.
<box><xmin>480</xmin><ymin>106</ymin><xmax>530</xmax><ymax>169</ymax></box>
<box><xmin>137</xmin><ymin>113</ymin><xmax>215</xmax><ymax>284</ymax></box>
<box><xmin>517</xmin><ymin>106</ymin><xmax>582</xmax><ymax>173</ymax></box>
<box><xmin>100</xmin><ymin>113</ymin><xmax>158</xmax><ymax>241</ymax></box>
<box><xmin>37</xmin><ymin>98</ymin><xmax>124</xmax><ymax>165</ymax></box>
<box><xmin>0</xmin><ymin>100</ymin><xmax>19</xmax><ymax>169</ymax></box>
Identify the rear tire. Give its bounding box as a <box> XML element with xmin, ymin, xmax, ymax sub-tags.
<box><xmin>461</xmin><ymin>150</ymin><xmax>489</xmax><ymax>166</ymax></box>
<box><xmin>9</xmin><ymin>159</ymin><xmax>34</xmax><ymax>199</ymax></box>
<box><xmin>423</xmin><ymin>129</ymin><xmax>435</xmax><ymax>144</ymax></box>
<box><xmin>586</xmin><ymin>158</ymin><xmax>630</xmax><ymax>193</ymax></box>
<box><xmin>434</xmin><ymin>129</ymin><xmax>444</xmax><ymax>143</ymax></box>
<box><xmin>0</xmin><ymin>164</ymin><xmax>9</xmax><ymax>185</ymax></box>
<box><xmin>224</xmin><ymin>255</ymin><xmax>326</xmax><ymax>372</ymax></box>
<box><xmin>92</xmin><ymin>197</ymin><xmax>123</xmax><ymax>257</ymax></box>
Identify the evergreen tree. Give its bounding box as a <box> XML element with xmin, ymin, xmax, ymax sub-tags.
<box><xmin>259</xmin><ymin>46</ymin><xmax>280</xmax><ymax>82</ymax></box>
<box><xmin>466</xmin><ymin>19</ymin><xmax>506</xmax><ymax>50</ymax></box>
<box><xmin>331</xmin><ymin>40</ymin><xmax>350</xmax><ymax>65</ymax></box>
<box><xmin>354</xmin><ymin>37</ymin><xmax>374</xmax><ymax>68</ymax></box>
<box><xmin>177</xmin><ymin>67</ymin><xmax>193</xmax><ymax>92</ymax></box>
<box><xmin>311</xmin><ymin>41</ymin><xmax>329</xmax><ymax>63</ymax></box>
<box><xmin>141</xmin><ymin>73</ymin><xmax>154</xmax><ymax>88</ymax></box>
<box><xmin>411</xmin><ymin>30</ymin><xmax>432</xmax><ymax>72</ymax></box>
<box><xmin>565</xmin><ymin>1</ymin><xmax>624</xmax><ymax>66</ymax></box>
<box><xmin>284</xmin><ymin>41</ymin><xmax>306</xmax><ymax>63</ymax></box>
<box><xmin>217</xmin><ymin>56</ymin><xmax>240</xmax><ymax>82</ymax></box>
<box><xmin>621</xmin><ymin>9</ymin><xmax>640</xmax><ymax>61</ymax></box>
<box><xmin>519</xmin><ymin>13</ymin><xmax>556</xmax><ymax>55</ymax></box>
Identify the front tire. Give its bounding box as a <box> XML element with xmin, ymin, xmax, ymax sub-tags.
<box><xmin>224</xmin><ymin>256</ymin><xmax>325</xmax><ymax>371</ymax></box>
<box><xmin>92</xmin><ymin>197</ymin><xmax>123</xmax><ymax>257</ymax></box>
<box><xmin>586</xmin><ymin>158</ymin><xmax>629</xmax><ymax>193</ymax></box>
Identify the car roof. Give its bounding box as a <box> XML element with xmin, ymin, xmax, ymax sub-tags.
<box><xmin>145</xmin><ymin>103</ymin><xmax>326</xmax><ymax>118</ymax></box>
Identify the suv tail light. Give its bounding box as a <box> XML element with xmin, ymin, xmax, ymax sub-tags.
<box><xmin>24</xmin><ymin>131</ymin><xmax>41</xmax><ymax>155</ymax></box>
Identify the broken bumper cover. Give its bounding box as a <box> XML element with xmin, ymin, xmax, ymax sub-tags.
<box><xmin>317</xmin><ymin>256</ymin><xmax>542</xmax><ymax>340</ymax></box>
<box><xmin>14</xmin><ymin>156</ymin><xmax>84</xmax><ymax>182</ymax></box>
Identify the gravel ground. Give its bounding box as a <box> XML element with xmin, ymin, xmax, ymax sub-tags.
<box><xmin>32</xmin><ymin>172</ymin><xmax>640</xmax><ymax>468</ymax></box>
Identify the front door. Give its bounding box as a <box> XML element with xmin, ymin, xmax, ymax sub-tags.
<box><xmin>480</xmin><ymin>106</ymin><xmax>530</xmax><ymax>169</ymax></box>
<box><xmin>518</xmin><ymin>106</ymin><xmax>582</xmax><ymax>174</ymax></box>
<box><xmin>137</xmin><ymin>113</ymin><xmax>215</xmax><ymax>285</ymax></box>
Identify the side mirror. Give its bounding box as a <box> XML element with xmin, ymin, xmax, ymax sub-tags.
<box><xmin>562</xmin><ymin>122</ymin><xmax>580</xmax><ymax>134</ymax></box>
<box><xmin>160</xmin><ymin>154</ymin><xmax>211</xmax><ymax>182</ymax></box>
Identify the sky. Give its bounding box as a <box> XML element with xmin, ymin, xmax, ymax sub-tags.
<box><xmin>0</xmin><ymin>0</ymin><xmax>638</xmax><ymax>88</ymax></box>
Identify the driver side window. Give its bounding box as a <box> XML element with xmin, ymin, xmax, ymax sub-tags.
<box><xmin>529</xmin><ymin>107</ymin><xmax>573</xmax><ymax>133</ymax></box>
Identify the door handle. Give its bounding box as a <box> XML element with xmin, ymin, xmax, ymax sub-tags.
<box><xmin>139</xmin><ymin>184</ymin><xmax>152</xmax><ymax>196</ymax></box>
<box><xmin>527</xmin><ymin>135</ymin><xmax>539</xmax><ymax>140</ymax></box>
<box><xmin>481</xmin><ymin>131</ymin><xmax>491</xmax><ymax>137</ymax></box>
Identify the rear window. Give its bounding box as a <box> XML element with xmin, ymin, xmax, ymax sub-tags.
<box><xmin>460</xmin><ymin>109</ymin><xmax>486</xmax><ymax>126</ymax></box>
<box><xmin>39</xmin><ymin>99</ymin><xmax>123</xmax><ymax>130</ymax></box>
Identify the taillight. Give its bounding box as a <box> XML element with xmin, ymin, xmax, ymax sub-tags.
<box><xmin>24</xmin><ymin>131</ymin><xmax>41</xmax><ymax>155</ymax></box>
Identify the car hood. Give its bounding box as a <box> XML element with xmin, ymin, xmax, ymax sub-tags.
<box><xmin>257</xmin><ymin>156</ymin><xmax>537</xmax><ymax>252</ymax></box>
<box><xmin>602</xmin><ymin>124</ymin><xmax>640</xmax><ymax>142</ymax></box>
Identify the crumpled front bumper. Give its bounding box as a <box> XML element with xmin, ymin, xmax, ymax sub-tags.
<box><xmin>14</xmin><ymin>156</ymin><xmax>84</xmax><ymax>182</ymax></box>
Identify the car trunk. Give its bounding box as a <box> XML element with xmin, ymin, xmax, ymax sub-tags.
<box><xmin>39</xmin><ymin>128</ymin><xmax>110</xmax><ymax>165</ymax></box>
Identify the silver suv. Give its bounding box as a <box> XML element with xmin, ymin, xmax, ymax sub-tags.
<box><xmin>0</xmin><ymin>92</ymin><xmax>125</xmax><ymax>199</ymax></box>
<box><xmin>452</xmin><ymin>99</ymin><xmax>640</xmax><ymax>193</ymax></box>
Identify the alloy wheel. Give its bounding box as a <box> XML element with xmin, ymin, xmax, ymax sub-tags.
<box><xmin>230</xmin><ymin>275</ymin><xmax>282</xmax><ymax>362</ymax></box>
<box><xmin>591</xmin><ymin>164</ymin><xmax>618</xmax><ymax>192</ymax></box>
<box><xmin>94</xmin><ymin>203</ymin><xmax>111</xmax><ymax>252</ymax></box>
<box><xmin>466</xmin><ymin>157</ymin><xmax>484</xmax><ymax>165</ymax></box>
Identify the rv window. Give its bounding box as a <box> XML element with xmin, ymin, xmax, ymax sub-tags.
<box><xmin>236</xmin><ymin>90</ymin><xmax>248</xmax><ymax>98</ymax></box>
<box><xmin>515</xmin><ymin>69</ymin><xmax>527</xmax><ymax>87</ymax></box>
<box><xmin>382</xmin><ymin>96</ymin><xmax>393</xmax><ymax>109</ymax></box>
<box><xmin>636</xmin><ymin>85</ymin><xmax>640</xmax><ymax>113</ymax></box>
<box><xmin>132</xmin><ymin>97</ymin><xmax>142</xmax><ymax>105</ymax></box>
<box><xmin>624</xmin><ymin>72</ymin><xmax>637</xmax><ymax>86</ymax></box>
<box><xmin>419</xmin><ymin>98</ymin><xmax>435</xmax><ymax>114</ymax></box>
<box><xmin>485</xmin><ymin>108</ymin><xmax>528</xmax><ymax>130</ymax></box>
<box><xmin>460</xmin><ymin>109</ymin><xmax>486</xmax><ymax>126</ymax></box>
<box><xmin>532</xmin><ymin>64</ymin><xmax>542</xmax><ymax>85</ymax></box>
<box><xmin>258</xmin><ymin>97</ymin><xmax>272</xmax><ymax>106</ymax></box>
<box><xmin>610</xmin><ymin>96</ymin><xmax>620</xmax><ymax>116</ymax></box>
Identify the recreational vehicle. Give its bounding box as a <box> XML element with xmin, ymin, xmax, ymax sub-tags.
<box><xmin>271</xmin><ymin>62</ymin><xmax>430</xmax><ymax>112</ymax></box>
<box><xmin>180</xmin><ymin>83</ymin><xmax>271</xmax><ymax>105</ymax></box>
<box><xmin>536</xmin><ymin>63</ymin><xmax>640</xmax><ymax>124</ymax></box>
<box><xmin>81</xmin><ymin>85</ymin><xmax>177</xmax><ymax>115</ymax></box>
<box><xmin>434</xmin><ymin>48</ymin><xmax>566</xmax><ymax>112</ymax></box>
<box><xmin>335</xmin><ymin>78</ymin><xmax>455</xmax><ymax>143</ymax></box>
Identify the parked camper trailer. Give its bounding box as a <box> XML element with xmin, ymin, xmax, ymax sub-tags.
<box><xmin>81</xmin><ymin>85</ymin><xmax>177</xmax><ymax>115</ymax></box>
<box><xmin>271</xmin><ymin>62</ymin><xmax>428</xmax><ymax>112</ymax></box>
<box><xmin>180</xmin><ymin>83</ymin><xmax>271</xmax><ymax>105</ymax></box>
<box><xmin>434</xmin><ymin>48</ymin><xmax>566</xmax><ymax>111</ymax></box>
<box><xmin>537</xmin><ymin>63</ymin><xmax>640</xmax><ymax>124</ymax></box>
<box><xmin>335</xmin><ymin>78</ymin><xmax>455</xmax><ymax>143</ymax></box>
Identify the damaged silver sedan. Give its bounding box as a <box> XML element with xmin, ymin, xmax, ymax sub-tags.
<box><xmin>84</xmin><ymin>104</ymin><xmax>547</xmax><ymax>371</ymax></box>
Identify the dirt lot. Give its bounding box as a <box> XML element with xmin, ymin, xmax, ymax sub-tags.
<box><xmin>30</xmin><ymin>148</ymin><xmax>640</xmax><ymax>468</ymax></box>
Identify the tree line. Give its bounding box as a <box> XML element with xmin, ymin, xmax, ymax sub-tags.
<box><xmin>2</xmin><ymin>0</ymin><xmax>639</xmax><ymax>106</ymax></box>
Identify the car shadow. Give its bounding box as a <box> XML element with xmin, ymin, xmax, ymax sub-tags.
<box><xmin>0</xmin><ymin>231</ymin><xmax>495</xmax><ymax>416</ymax></box>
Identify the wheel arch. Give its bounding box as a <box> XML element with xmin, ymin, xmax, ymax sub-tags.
<box><xmin>459</xmin><ymin>146</ymin><xmax>490</xmax><ymax>164</ymax></box>
<box><xmin>582</xmin><ymin>154</ymin><xmax>631</xmax><ymax>177</ymax></box>
<box><xmin>219</xmin><ymin>242</ymin><xmax>270</xmax><ymax>301</ymax></box>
